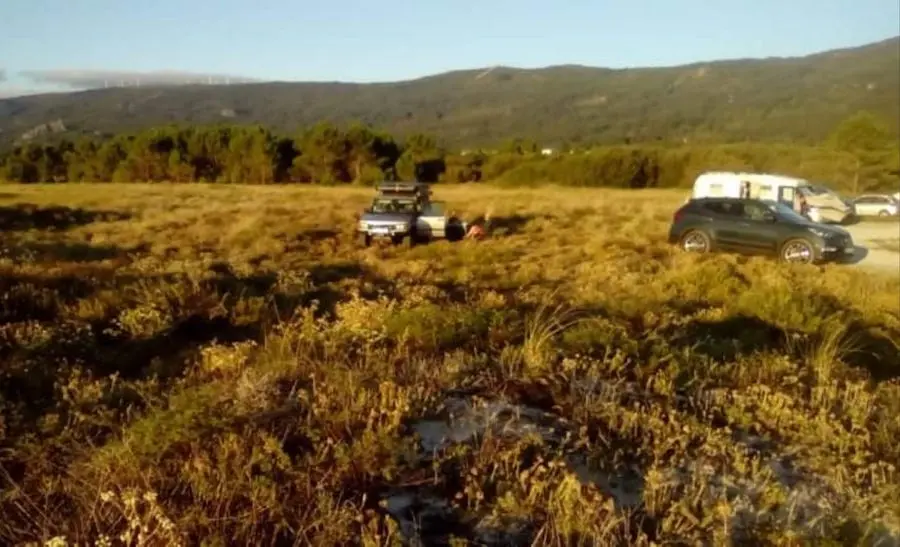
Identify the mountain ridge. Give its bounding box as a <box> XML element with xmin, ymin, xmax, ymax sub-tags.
<box><xmin>1</xmin><ymin>36</ymin><xmax>897</xmax><ymax>149</ymax></box>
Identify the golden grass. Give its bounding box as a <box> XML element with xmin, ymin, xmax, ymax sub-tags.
<box><xmin>0</xmin><ymin>183</ymin><xmax>899</xmax><ymax>546</ymax></box>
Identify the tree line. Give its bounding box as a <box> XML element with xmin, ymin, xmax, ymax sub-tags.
<box><xmin>1</xmin><ymin>112</ymin><xmax>897</xmax><ymax>193</ymax></box>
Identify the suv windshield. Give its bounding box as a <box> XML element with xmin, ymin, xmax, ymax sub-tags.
<box><xmin>371</xmin><ymin>198</ymin><xmax>417</xmax><ymax>214</ymax></box>
<box><xmin>764</xmin><ymin>200</ymin><xmax>809</xmax><ymax>223</ymax></box>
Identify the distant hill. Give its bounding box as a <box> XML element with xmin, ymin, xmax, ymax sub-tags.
<box><xmin>0</xmin><ymin>37</ymin><xmax>897</xmax><ymax>149</ymax></box>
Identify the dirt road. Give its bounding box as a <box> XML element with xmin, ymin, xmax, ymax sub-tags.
<box><xmin>843</xmin><ymin>221</ymin><xmax>900</xmax><ymax>275</ymax></box>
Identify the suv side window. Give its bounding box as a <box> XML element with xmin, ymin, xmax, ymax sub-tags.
<box><xmin>742</xmin><ymin>202</ymin><xmax>772</xmax><ymax>221</ymax></box>
<box><xmin>702</xmin><ymin>200</ymin><xmax>744</xmax><ymax>217</ymax></box>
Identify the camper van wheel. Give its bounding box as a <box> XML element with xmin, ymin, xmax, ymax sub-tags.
<box><xmin>680</xmin><ymin>230</ymin><xmax>710</xmax><ymax>253</ymax></box>
<box><xmin>780</xmin><ymin>239</ymin><xmax>814</xmax><ymax>264</ymax></box>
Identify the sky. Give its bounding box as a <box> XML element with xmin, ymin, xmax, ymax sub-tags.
<box><xmin>1</xmin><ymin>0</ymin><xmax>898</xmax><ymax>97</ymax></box>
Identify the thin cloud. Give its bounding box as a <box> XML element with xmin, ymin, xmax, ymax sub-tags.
<box><xmin>0</xmin><ymin>86</ymin><xmax>51</xmax><ymax>99</ymax></box>
<box><xmin>19</xmin><ymin>69</ymin><xmax>260</xmax><ymax>89</ymax></box>
<box><xmin>0</xmin><ymin>69</ymin><xmax>6</xmax><ymax>82</ymax></box>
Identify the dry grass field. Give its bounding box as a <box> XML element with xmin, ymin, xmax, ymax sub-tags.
<box><xmin>1</xmin><ymin>183</ymin><xmax>899</xmax><ymax>546</ymax></box>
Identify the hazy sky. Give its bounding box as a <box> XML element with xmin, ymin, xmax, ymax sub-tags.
<box><xmin>1</xmin><ymin>0</ymin><xmax>898</xmax><ymax>97</ymax></box>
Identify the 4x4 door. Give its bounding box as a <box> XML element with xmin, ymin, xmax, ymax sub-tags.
<box><xmin>415</xmin><ymin>201</ymin><xmax>447</xmax><ymax>239</ymax></box>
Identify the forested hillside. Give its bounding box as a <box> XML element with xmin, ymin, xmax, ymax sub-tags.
<box><xmin>0</xmin><ymin>37</ymin><xmax>897</xmax><ymax>149</ymax></box>
<box><xmin>1</xmin><ymin>111</ymin><xmax>897</xmax><ymax>193</ymax></box>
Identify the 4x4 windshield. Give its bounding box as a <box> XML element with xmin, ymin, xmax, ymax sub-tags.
<box><xmin>765</xmin><ymin>201</ymin><xmax>809</xmax><ymax>223</ymax></box>
<box><xmin>371</xmin><ymin>198</ymin><xmax>417</xmax><ymax>214</ymax></box>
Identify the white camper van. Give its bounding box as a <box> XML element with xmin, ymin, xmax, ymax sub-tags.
<box><xmin>691</xmin><ymin>171</ymin><xmax>852</xmax><ymax>224</ymax></box>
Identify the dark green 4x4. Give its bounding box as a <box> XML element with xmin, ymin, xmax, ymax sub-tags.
<box><xmin>668</xmin><ymin>197</ymin><xmax>856</xmax><ymax>264</ymax></box>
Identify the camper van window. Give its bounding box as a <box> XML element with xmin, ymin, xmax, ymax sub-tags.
<box><xmin>708</xmin><ymin>183</ymin><xmax>723</xmax><ymax>196</ymax></box>
<box><xmin>753</xmin><ymin>185</ymin><xmax>773</xmax><ymax>199</ymax></box>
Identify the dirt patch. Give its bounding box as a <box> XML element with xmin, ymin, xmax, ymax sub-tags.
<box><xmin>844</xmin><ymin>222</ymin><xmax>900</xmax><ymax>274</ymax></box>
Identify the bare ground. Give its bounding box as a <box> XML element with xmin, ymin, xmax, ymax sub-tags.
<box><xmin>845</xmin><ymin>221</ymin><xmax>900</xmax><ymax>275</ymax></box>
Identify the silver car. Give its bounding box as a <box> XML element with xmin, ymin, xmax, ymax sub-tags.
<box><xmin>852</xmin><ymin>194</ymin><xmax>899</xmax><ymax>217</ymax></box>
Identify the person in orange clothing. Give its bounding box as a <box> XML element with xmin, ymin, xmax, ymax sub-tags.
<box><xmin>466</xmin><ymin>222</ymin><xmax>486</xmax><ymax>240</ymax></box>
<box><xmin>465</xmin><ymin>213</ymin><xmax>490</xmax><ymax>240</ymax></box>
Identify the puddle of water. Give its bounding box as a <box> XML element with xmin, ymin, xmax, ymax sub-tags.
<box><xmin>382</xmin><ymin>490</ymin><xmax>456</xmax><ymax>545</ymax></box>
<box><xmin>569</xmin><ymin>456</ymin><xmax>644</xmax><ymax>509</ymax></box>
<box><xmin>412</xmin><ymin>396</ymin><xmax>564</xmax><ymax>453</ymax></box>
<box><xmin>391</xmin><ymin>394</ymin><xmax>900</xmax><ymax>545</ymax></box>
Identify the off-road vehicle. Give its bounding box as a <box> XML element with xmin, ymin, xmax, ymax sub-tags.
<box><xmin>356</xmin><ymin>182</ymin><xmax>465</xmax><ymax>247</ymax></box>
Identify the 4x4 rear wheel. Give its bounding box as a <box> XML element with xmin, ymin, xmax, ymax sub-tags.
<box><xmin>878</xmin><ymin>210</ymin><xmax>891</xmax><ymax>217</ymax></box>
<box><xmin>780</xmin><ymin>238</ymin><xmax>815</xmax><ymax>264</ymax></box>
<box><xmin>680</xmin><ymin>230</ymin><xmax>710</xmax><ymax>253</ymax></box>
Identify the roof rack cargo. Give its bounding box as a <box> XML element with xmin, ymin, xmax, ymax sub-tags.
<box><xmin>375</xmin><ymin>181</ymin><xmax>432</xmax><ymax>200</ymax></box>
<box><xmin>376</xmin><ymin>181</ymin><xmax>430</xmax><ymax>193</ymax></box>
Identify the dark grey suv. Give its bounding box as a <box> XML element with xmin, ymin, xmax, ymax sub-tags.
<box><xmin>668</xmin><ymin>197</ymin><xmax>856</xmax><ymax>264</ymax></box>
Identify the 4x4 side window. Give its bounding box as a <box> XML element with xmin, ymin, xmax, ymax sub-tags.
<box><xmin>422</xmin><ymin>202</ymin><xmax>445</xmax><ymax>216</ymax></box>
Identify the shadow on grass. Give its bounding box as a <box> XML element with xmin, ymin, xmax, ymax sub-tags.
<box><xmin>0</xmin><ymin>203</ymin><xmax>131</xmax><ymax>232</ymax></box>
<box><xmin>208</xmin><ymin>259</ymin><xmax>396</xmax><ymax>319</ymax></box>
<box><xmin>487</xmin><ymin>213</ymin><xmax>541</xmax><ymax>236</ymax></box>
<box><xmin>666</xmin><ymin>310</ymin><xmax>900</xmax><ymax>383</ymax></box>
<box><xmin>0</xmin><ymin>271</ymin><xmax>100</xmax><ymax>322</ymax></box>
<box><xmin>667</xmin><ymin>313</ymin><xmax>788</xmax><ymax>362</ymax></box>
<box><xmin>298</xmin><ymin>228</ymin><xmax>340</xmax><ymax>243</ymax></box>
<box><xmin>837</xmin><ymin>245</ymin><xmax>869</xmax><ymax>265</ymax></box>
<box><xmin>1</xmin><ymin>240</ymin><xmax>134</xmax><ymax>263</ymax></box>
<box><xmin>0</xmin><ymin>259</ymin><xmax>396</xmax><ymax>436</ymax></box>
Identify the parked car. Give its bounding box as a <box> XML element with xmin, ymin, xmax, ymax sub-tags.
<box><xmin>356</xmin><ymin>181</ymin><xmax>465</xmax><ymax>246</ymax></box>
<box><xmin>851</xmin><ymin>194</ymin><xmax>899</xmax><ymax>217</ymax></box>
<box><xmin>668</xmin><ymin>197</ymin><xmax>855</xmax><ymax>264</ymax></box>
